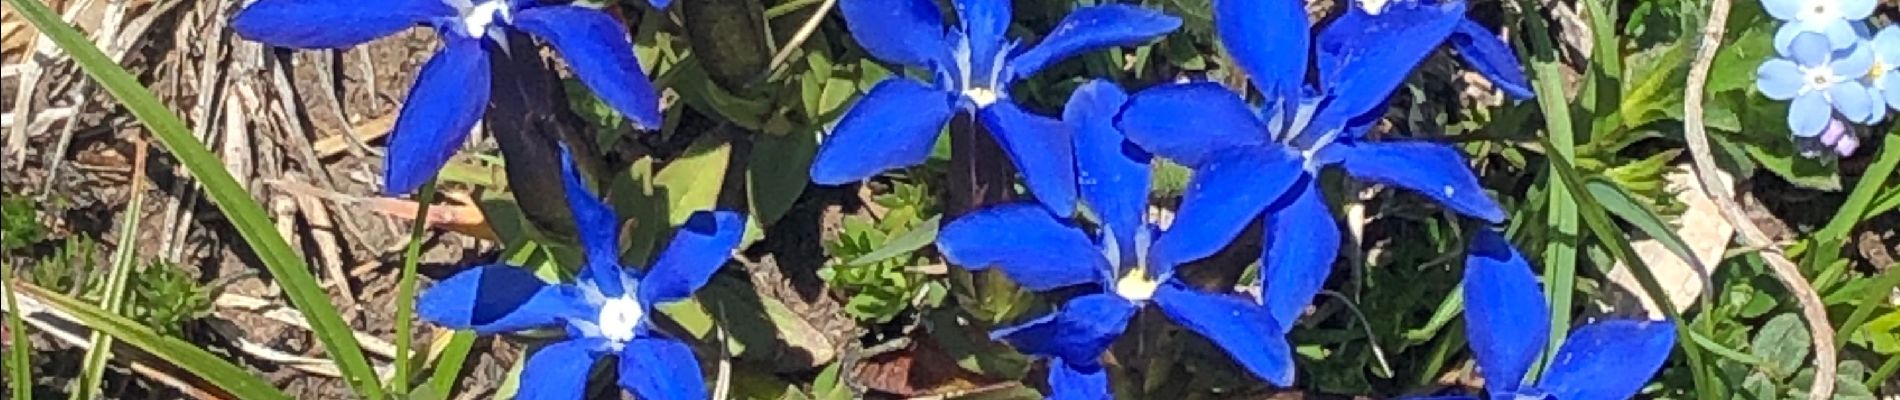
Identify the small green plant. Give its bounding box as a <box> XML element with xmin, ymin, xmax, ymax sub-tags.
<box><xmin>2</xmin><ymin>196</ymin><xmax>45</xmax><ymax>253</ymax></box>
<box><xmin>125</xmin><ymin>260</ymin><xmax>213</xmax><ymax>338</ymax></box>
<box><xmin>820</xmin><ymin>180</ymin><xmax>940</xmax><ymax>323</ymax></box>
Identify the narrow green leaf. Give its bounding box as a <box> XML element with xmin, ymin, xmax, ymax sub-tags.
<box><xmin>424</xmin><ymin>330</ymin><xmax>477</xmax><ymax>398</ymax></box>
<box><xmin>1585</xmin><ymin>179</ymin><xmax>1705</xmax><ymax>282</ymax></box>
<box><xmin>845</xmin><ymin>215</ymin><xmax>940</xmax><ymax>266</ymax></box>
<box><xmin>1520</xmin><ymin>0</ymin><xmax>1581</xmax><ymax>370</ymax></box>
<box><xmin>392</xmin><ymin>181</ymin><xmax>439</xmax><ymax>394</ymax></box>
<box><xmin>73</xmin><ymin>170</ymin><xmax>147</xmax><ymax>400</ymax></box>
<box><xmin>4</xmin><ymin>262</ymin><xmax>30</xmax><ymax>400</ymax></box>
<box><xmin>13</xmin><ymin>282</ymin><xmax>291</xmax><ymax>400</ymax></box>
<box><xmin>3</xmin><ymin>0</ymin><xmax>383</xmax><ymax>395</ymax></box>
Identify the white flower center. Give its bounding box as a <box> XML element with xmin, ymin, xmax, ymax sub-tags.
<box><xmin>949</xmin><ymin>32</ymin><xmax>1014</xmax><ymax>108</ymax></box>
<box><xmin>1800</xmin><ymin>64</ymin><xmax>1839</xmax><ymax>94</ymax></box>
<box><xmin>595</xmin><ymin>296</ymin><xmax>644</xmax><ymax>344</ymax></box>
<box><xmin>1114</xmin><ymin>268</ymin><xmax>1161</xmax><ymax>302</ymax></box>
<box><xmin>1357</xmin><ymin>0</ymin><xmax>1392</xmax><ymax>15</ymax></box>
<box><xmin>460</xmin><ymin>0</ymin><xmax>511</xmax><ymax>39</ymax></box>
<box><xmin>1798</xmin><ymin>0</ymin><xmax>1839</xmax><ymax>22</ymax></box>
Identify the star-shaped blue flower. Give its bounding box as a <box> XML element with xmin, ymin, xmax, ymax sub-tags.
<box><xmin>416</xmin><ymin>147</ymin><xmax>742</xmax><ymax>400</ymax></box>
<box><xmin>1420</xmin><ymin>229</ymin><xmax>1676</xmax><ymax>400</ymax></box>
<box><xmin>809</xmin><ymin>0</ymin><xmax>1181</xmax><ymax>217</ymax></box>
<box><xmin>1764</xmin><ymin>0</ymin><xmax>1876</xmax><ymax>53</ymax></box>
<box><xmin>935</xmin><ymin>81</ymin><xmax>1298</xmax><ymax>399</ymax></box>
<box><xmin>1114</xmin><ymin>0</ymin><xmax>1512</xmax><ymax>323</ymax></box>
<box><xmin>1757</xmin><ymin>31</ymin><xmax>1878</xmax><ymax>135</ymax></box>
<box><xmin>232</xmin><ymin>0</ymin><xmax>666</xmax><ymax>195</ymax></box>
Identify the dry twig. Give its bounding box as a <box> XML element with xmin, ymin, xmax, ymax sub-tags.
<box><xmin>1680</xmin><ymin>0</ymin><xmax>1835</xmax><ymax>398</ymax></box>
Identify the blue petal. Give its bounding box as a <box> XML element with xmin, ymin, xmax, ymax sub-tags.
<box><xmin>1148</xmin><ymin>145</ymin><xmax>1303</xmax><ymax>275</ymax></box>
<box><xmin>1449</xmin><ymin>19</ymin><xmax>1534</xmax><ymax>100</ymax></box>
<box><xmin>1832</xmin><ymin>41</ymin><xmax>1876</xmax><ymax>80</ymax></box>
<box><xmin>416</xmin><ymin>265</ymin><xmax>592</xmax><ymax>335</ymax></box>
<box><xmin>1009</xmin><ymin>5</ymin><xmax>1182</xmax><ymax>80</ymax></box>
<box><xmin>1213</xmin><ymin>0</ymin><xmax>1308</xmax><ymax>103</ymax></box>
<box><xmin>384</xmin><ymin>38</ymin><xmax>492</xmax><ymax>195</ymax></box>
<box><xmin>1755</xmin><ymin>58</ymin><xmax>1804</xmax><ymax>100</ymax></box>
<box><xmin>1461</xmin><ymin>229</ymin><xmax>1548</xmax><ymax>394</ymax></box>
<box><xmin>991</xmin><ymin>293</ymin><xmax>1138</xmax><ymax>363</ymax></box>
<box><xmin>1875</xmin><ymin>27</ymin><xmax>1900</xmax><ymax>71</ymax></box>
<box><xmin>1883</xmin><ymin>74</ymin><xmax>1900</xmax><ymax>111</ymax></box>
<box><xmin>1259</xmin><ymin>180</ymin><xmax>1338</xmax><ymax>333</ymax></box>
<box><xmin>1116</xmin><ymin>83</ymin><xmax>1269</xmax><ymax>167</ymax></box>
<box><xmin>618</xmin><ymin>337</ymin><xmax>708</xmax><ymax>400</ymax></box>
<box><xmin>648</xmin><ymin>0</ymin><xmax>672</xmax><ymax>9</ymax></box>
<box><xmin>838</xmin><ymin>0</ymin><xmax>948</xmax><ymax>68</ymax></box>
<box><xmin>1321</xmin><ymin>140</ymin><xmax>1506</xmax><ymax>222</ymax></box>
<box><xmin>1841</xmin><ymin>0</ymin><xmax>1876</xmax><ymax>18</ymax></box>
<box><xmin>1313</xmin><ymin>0</ymin><xmax>1465</xmax><ymax>126</ymax></box>
<box><xmin>559</xmin><ymin>145</ymin><xmax>632</xmax><ymax>297</ymax></box>
<box><xmin>980</xmin><ymin>101</ymin><xmax>1079</xmax><ymax>217</ymax></box>
<box><xmin>939</xmin><ymin>203</ymin><xmax>1110</xmax><ymax>290</ymax></box>
<box><xmin>810</xmin><ymin>79</ymin><xmax>957</xmax><ymax>184</ymax></box>
<box><xmin>637</xmin><ymin>210</ymin><xmax>744</xmax><ymax>306</ymax></box>
<box><xmin>955</xmin><ymin>0</ymin><xmax>1011</xmax><ymax>80</ymax></box>
<box><xmin>231</xmin><ymin>0</ymin><xmax>454</xmax><ymax>49</ymax></box>
<box><xmin>1067</xmin><ymin>80</ymin><xmax>1150</xmax><ymax>265</ymax></box>
<box><xmin>1829</xmin><ymin>82</ymin><xmax>1877</xmax><ymax>124</ymax></box>
<box><xmin>1047</xmin><ymin>360</ymin><xmax>1112</xmax><ymax>400</ymax></box>
<box><xmin>514</xmin><ymin>6</ymin><xmax>663</xmax><ymax>129</ymax></box>
<box><xmin>1153</xmin><ymin>281</ymin><xmax>1294</xmax><ymax>386</ymax></box>
<box><xmin>1761</xmin><ymin>0</ymin><xmax>1801</xmax><ymax>21</ymax></box>
<box><xmin>1788</xmin><ymin>92</ymin><xmax>1831</xmax><ymax>137</ymax></box>
<box><xmin>1786</xmin><ymin>32</ymin><xmax>1832</xmax><ymax>67</ymax></box>
<box><xmin>1536</xmin><ymin>319</ymin><xmax>1678</xmax><ymax>400</ymax></box>
<box><xmin>514</xmin><ymin>338</ymin><xmax>607</xmax><ymax>400</ymax></box>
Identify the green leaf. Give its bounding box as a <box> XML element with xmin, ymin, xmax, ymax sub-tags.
<box><xmin>13</xmin><ymin>283</ymin><xmax>291</xmax><ymax>400</ymax></box>
<box><xmin>748</xmin><ymin>132</ymin><xmax>817</xmax><ymax>227</ymax></box>
<box><xmin>658</xmin><ymin>275</ymin><xmax>836</xmax><ymax>371</ymax></box>
<box><xmin>844</xmin><ymin>215</ymin><xmax>940</xmax><ymax>266</ymax></box>
<box><xmin>658</xmin><ymin>135</ymin><xmax>734</xmax><ymax>225</ymax></box>
<box><xmin>2</xmin><ymin>0</ymin><xmax>382</xmax><ymax>396</ymax></box>
<box><xmin>1751</xmin><ymin>313</ymin><xmax>1810</xmax><ymax>378</ymax></box>
<box><xmin>1744</xmin><ymin>139</ymin><xmax>1841</xmax><ymax>191</ymax></box>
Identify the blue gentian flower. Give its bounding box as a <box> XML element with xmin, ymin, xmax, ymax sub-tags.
<box><xmin>935</xmin><ymin>81</ymin><xmax>1298</xmax><ymax>398</ymax></box>
<box><xmin>1358</xmin><ymin>0</ymin><xmax>1535</xmax><ymax>99</ymax></box>
<box><xmin>1756</xmin><ymin>32</ymin><xmax>1878</xmax><ymax>136</ymax></box>
<box><xmin>1115</xmin><ymin>0</ymin><xmax>1510</xmax><ymax>320</ymax></box>
<box><xmin>810</xmin><ymin>0</ymin><xmax>1181</xmax><ymax>217</ymax></box>
<box><xmin>1866</xmin><ymin>26</ymin><xmax>1900</xmax><ymax>114</ymax></box>
<box><xmin>416</xmin><ymin>147</ymin><xmax>742</xmax><ymax>400</ymax></box>
<box><xmin>1763</xmin><ymin>0</ymin><xmax>1876</xmax><ymax>52</ymax></box>
<box><xmin>1423</xmin><ymin>230</ymin><xmax>1675</xmax><ymax>400</ymax></box>
<box><xmin>232</xmin><ymin>0</ymin><xmax>665</xmax><ymax>195</ymax></box>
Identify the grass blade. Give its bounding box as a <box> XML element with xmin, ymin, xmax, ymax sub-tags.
<box><xmin>1541</xmin><ymin>136</ymin><xmax>1718</xmax><ymax>399</ymax></box>
<box><xmin>424</xmin><ymin>330</ymin><xmax>477</xmax><ymax>398</ymax></box>
<box><xmin>3</xmin><ymin>261</ymin><xmax>29</xmax><ymax>400</ymax></box>
<box><xmin>392</xmin><ymin>180</ymin><xmax>438</xmax><ymax>394</ymax></box>
<box><xmin>2</xmin><ymin>0</ymin><xmax>384</xmax><ymax>396</ymax></box>
<box><xmin>11</xmin><ymin>282</ymin><xmax>292</xmax><ymax>400</ymax></box>
<box><xmin>72</xmin><ymin>143</ymin><xmax>149</xmax><ymax>400</ymax></box>
<box><xmin>1518</xmin><ymin>0</ymin><xmax>1581</xmax><ymax>368</ymax></box>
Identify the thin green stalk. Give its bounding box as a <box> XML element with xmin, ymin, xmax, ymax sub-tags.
<box><xmin>1813</xmin><ymin>133</ymin><xmax>1900</xmax><ymax>247</ymax></box>
<box><xmin>764</xmin><ymin>0</ymin><xmax>824</xmax><ymax>19</ymax></box>
<box><xmin>1869</xmin><ymin>348</ymin><xmax>1900</xmax><ymax>388</ymax></box>
<box><xmin>1542</xmin><ymin>136</ymin><xmax>1718</xmax><ymax>400</ymax></box>
<box><xmin>1833</xmin><ymin>268</ymin><xmax>1900</xmax><ymax>348</ymax></box>
<box><xmin>72</xmin><ymin>161</ymin><xmax>148</xmax><ymax>400</ymax></box>
<box><xmin>4</xmin><ymin>0</ymin><xmax>383</xmax><ymax>396</ymax></box>
<box><xmin>1520</xmin><ymin>0</ymin><xmax>1580</xmax><ymax>373</ymax></box>
<box><xmin>4</xmin><ymin>263</ymin><xmax>29</xmax><ymax>400</ymax></box>
<box><xmin>425</xmin><ymin>331</ymin><xmax>477</xmax><ymax>398</ymax></box>
<box><xmin>392</xmin><ymin>180</ymin><xmax>439</xmax><ymax>394</ymax></box>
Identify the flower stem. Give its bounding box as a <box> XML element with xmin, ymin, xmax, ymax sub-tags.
<box><xmin>947</xmin><ymin>113</ymin><xmax>1015</xmax><ymax>215</ymax></box>
<box><xmin>392</xmin><ymin>178</ymin><xmax>437</xmax><ymax>394</ymax></box>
